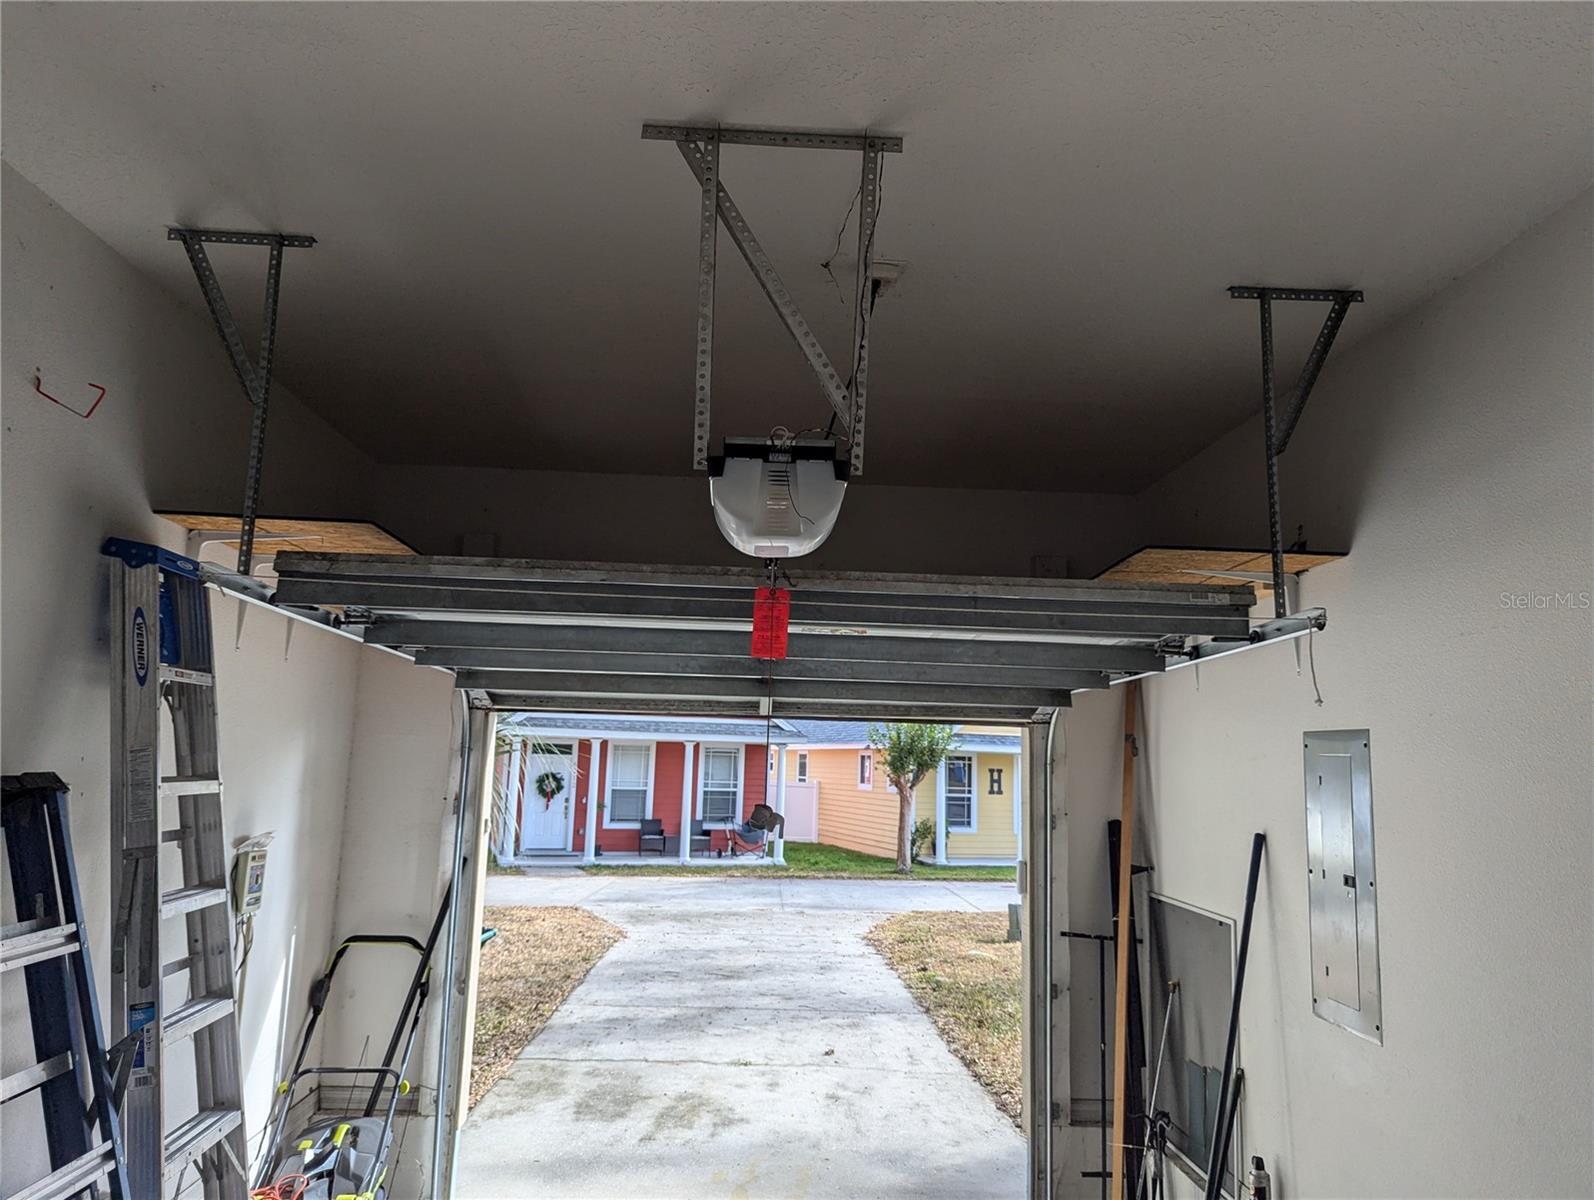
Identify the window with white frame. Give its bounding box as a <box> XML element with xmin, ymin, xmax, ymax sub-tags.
<box><xmin>700</xmin><ymin>747</ymin><xmax>741</xmax><ymax>824</ymax></box>
<box><xmin>795</xmin><ymin>751</ymin><xmax>809</xmax><ymax>782</ymax></box>
<box><xmin>606</xmin><ymin>744</ymin><xmax>651</xmax><ymax>823</ymax></box>
<box><xmin>945</xmin><ymin>755</ymin><xmax>975</xmax><ymax>830</ymax></box>
<box><xmin>858</xmin><ymin>753</ymin><xmax>874</xmax><ymax>788</ymax></box>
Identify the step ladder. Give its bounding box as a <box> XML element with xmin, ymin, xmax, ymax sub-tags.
<box><xmin>2</xmin><ymin>773</ymin><xmax>130</xmax><ymax>1200</ymax></box>
<box><xmin>103</xmin><ymin>539</ymin><xmax>248</xmax><ymax>1200</ymax></box>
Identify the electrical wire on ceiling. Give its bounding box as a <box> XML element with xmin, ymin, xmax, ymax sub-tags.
<box><xmin>825</xmin><ymin>157</ymin><xmax>887</xmax><ymax>441</ymax></box>
<box><xmin>820</xmin><ymin>186</ymin><xmax>862</xmax><ymax>307</ymax></box>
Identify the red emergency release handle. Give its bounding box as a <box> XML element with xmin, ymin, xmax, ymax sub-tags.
<box><xmin>751</xmin><ymin>587</ymin><xmax>790</xmax><ymax>660</ymax></box>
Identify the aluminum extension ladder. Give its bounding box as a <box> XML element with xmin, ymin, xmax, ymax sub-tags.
<box><xmin>1</xmin><ymin>773</ymin><xmax>130</xmax><ymax>1200</ymax></box>
<box><xmin>103</xmin><ymin>538</ymin><xmax>248</xmax><ymax>1199</ymax></box>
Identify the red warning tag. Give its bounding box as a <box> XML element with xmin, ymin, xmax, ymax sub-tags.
<box><xmin>750</xmin><ymin>587</ymin><xmax>791</xmax><ymax>660</ymax></box>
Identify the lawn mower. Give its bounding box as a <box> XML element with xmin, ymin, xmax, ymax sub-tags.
<box><xmin>250</xmin><ymin>888</ymin><xmax>451</xmax><ymax>1200</ymax></box>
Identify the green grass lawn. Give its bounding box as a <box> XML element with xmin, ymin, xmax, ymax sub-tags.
<box><xmin>580</xmin><ymin>841</ymin><xmax>1017</xmax><ymax>881</ymax></box>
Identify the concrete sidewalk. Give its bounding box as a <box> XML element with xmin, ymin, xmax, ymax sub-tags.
<box><xmin>458</xmin><ymin>876</ymin><xmax>1026</xmax><ymax>1198</ymax></box>
<box><xmin>483</xmin><ymin>869</ymin><xmax>1020</xmax><ymax>915</ymax></box>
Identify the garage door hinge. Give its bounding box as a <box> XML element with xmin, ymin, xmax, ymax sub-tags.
<box><xmin>1050</xmin><ymin>983</ymin><xmax>1059</xmax><ymax>1000</ymax></box>
<box><xmin>1050</xmin><ymin>1101</ymin><xmax>1062</xmax><ymax>1123</ymax></box>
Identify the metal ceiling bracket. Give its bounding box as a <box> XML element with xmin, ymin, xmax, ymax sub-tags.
<box><xmin>643</xmin><ymin>125</ymin><xmax>903</xmax><ymax>153</ymax></box>
<box><xmin>848</xmin><ymin>137</ymin><xmax>884</xmax><ymax>473</ymax></box>
<box><xmin>169</xmin><ymin>225</ymin><xmax>316</xmax><ymax>575</ymax></box>
<box><xmin>1228</xmin><ymin>285</ymin><xmax>1362</xmax><ymax>617</ymax></box>
<box><xmin>676</xmin><ymin>141</ymin><xmax>851</xmax><ymax>428</ymax></box>
<box><xmin>692</xmin><ymin>132</ymin><xmax>719</xmax><ymax>469</ymax></box>
<box><xmin>651</xmin><ymin>123</ymin><xmax>903</xmax><ymax>473</ymax></box>
<box><xmin>1110</xmin><ymin>608</ymin><xmax>1330</xmax><ymax>685</ymax></box>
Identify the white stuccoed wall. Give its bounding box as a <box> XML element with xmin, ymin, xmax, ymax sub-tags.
<box><xmin>319</xmin><ymin>649</ymin><xmax>460</xmax><ymax>1196</ymax></box>
<box><xmin>1054</xmin><ymin>190</ymin><xmax>1593</xmax><ymax>1197</ymax></box>
<box><xmin>0</xmin><ymin>165</ymin><xmax>453</xmax><ymax>1194</ymax></box>
<box><xmin>207</xmin><ymin>597</ymin><xmax>361</xmax><ymax>1168</ymax></box>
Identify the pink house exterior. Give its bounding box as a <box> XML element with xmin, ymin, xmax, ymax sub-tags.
<box><xmin>493</xmin><ymin>713</ymin><xmax>808</xmax><ymax>862</ymax></box>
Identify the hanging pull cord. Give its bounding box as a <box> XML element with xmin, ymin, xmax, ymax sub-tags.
<box><xmin>1307</xmin><ymin>629</ymin><xmax>1325</xmax><ymax>706</ymax></box>
<box><xmin>762</xmin><ymin>558</ymin><xmax>778</xmax><ymax>756</ymax></box>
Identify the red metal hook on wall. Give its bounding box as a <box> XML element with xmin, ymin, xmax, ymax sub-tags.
<box><xmin>34</xmin><ymin>372</ymin><xmax>106</xmax><ymax>419</ymax></box>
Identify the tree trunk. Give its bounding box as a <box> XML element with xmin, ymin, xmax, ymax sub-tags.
<box><xmin>896</xmin><ymin>782</ymin><xmax>913</xmax><ymax>873</ymax></box>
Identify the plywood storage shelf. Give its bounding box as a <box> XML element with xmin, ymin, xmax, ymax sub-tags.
<box><xmin>1096</xmin><ymin>546</ymin><xmax>1346</xmax><ymax>589</ymax></box>
<box><xmin>158</xmin><ymin>513</ymin><xmax>416</xmax><ymax>556</ymax></box>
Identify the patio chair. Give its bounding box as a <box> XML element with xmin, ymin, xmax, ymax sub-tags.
<box><xmin>638</xmin><ymin>818</ymin><xmax>667</xmax><ymax>855</ymax></box>
<box><xmin>689</xmin><ymin>820</ymin><xmax>713</xmax><ymax>855</ymax></box>
<box><xmin>725</xmin><ymin>824</ymin><xmax>766</xmax><ymax>857</ymax></box>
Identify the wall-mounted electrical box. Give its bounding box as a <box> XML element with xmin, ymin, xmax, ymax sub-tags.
<box><xmin>1303</xmin><ymin>730</ymin><xmax>1382</xmax><ymax>1043</ymax></box>
<box><xmin>231</xmin><ymin>833</ymin><xmax>272</xmax><ymax>916</ymax></box>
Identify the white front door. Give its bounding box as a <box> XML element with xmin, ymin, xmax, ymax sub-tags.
<box><xmin>520</xmin><ymin>743</ymin><xmax>574</xmax><ymax>852</ymax></box>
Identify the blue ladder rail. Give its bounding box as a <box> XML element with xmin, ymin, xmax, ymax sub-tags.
<box><xmin>2</xmin><ymin>772</ymin><xmax>130</xmax><ymax>1200</ymax></box>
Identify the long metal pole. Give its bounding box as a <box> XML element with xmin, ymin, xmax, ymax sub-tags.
<box><xmin>1109</xmin><ymin>681</ymin><xmax>1139</xmax><ymax>1200</ymax></box>
<box><xmin>1203</xmin><ymin>834</ymin><xmax>1266</xmax><ymax>1200</ymax></box>
<box><xmin>1207</xmin><ymin>1069</ymin><xmax>1245</xmax><ymax>1200</ymax></box>
<box><xmin>1097</xmin><ymin>937</ymin><xmax>1109</xmax><ymax>1200</ymax></box>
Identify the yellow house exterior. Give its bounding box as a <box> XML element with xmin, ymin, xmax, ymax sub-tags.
<box><xmin>780</xmin><ymin>722</ymin><xmax>1022</xmax><ymax>864</ymax></box>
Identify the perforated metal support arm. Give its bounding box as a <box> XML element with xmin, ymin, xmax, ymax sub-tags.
<box><xmin>1228</xmin><ymin>285</ymin><xmax>1362</xmax><ymax>617</ymax></box>
<box><xmin>691</xmin><ymin>134</ymin><xmax>719</xmax><ymax>469</ymax></box>
<box><xmin>651</xmin><ymin>123</ymin><xmax>903</xmax><ymax>475</ymax></box>
<box><xmin>168</xmin><ymin>226</ymin><xmax>316</xmax><ymax>574</ymax></box>
<box><xmin>848</xmin><ymin>138</ymin><xmax>884</xmax><ymax>474</ymax></box>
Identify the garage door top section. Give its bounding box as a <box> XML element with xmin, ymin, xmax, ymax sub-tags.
<box><xmin>271</xmin><ymin>553</ymin><xmax>1255</xmax><ymax>721</ymax></box>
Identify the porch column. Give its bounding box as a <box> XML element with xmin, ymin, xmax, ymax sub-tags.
<box><xmin>773</xmin><ymin>744</ymin><xmax>788</xmax><ymax>866</ymax></box>
<box><xmin>1012</xmin><ymin>751</ymin><xmax>1023</xmax><ymax>860</ymax></box>
<box><xmin>503</xmin><ymin>737</ymin><xmax>524</xmax><ymax>861</ymax></box>
<box><xmin>679</xmin><ymin>741</ymin><xmax>697</xmax><ymax>864</ymax></box>
<box><xmin>934</xmin><ymin>758</ymin><xmax>948</xmax><ymax>864</ymax></box>
<box><xmin>582</xmin><ymin>737</ymin><xmax>604</xmax><ymax>865</ymax></box>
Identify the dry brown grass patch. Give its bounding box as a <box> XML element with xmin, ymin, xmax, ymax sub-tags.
<box><xmin>468</xmin><ymin>905</ymin><xmax>624</xmax><ymax>1108</ymax></box>
<box><xmin>865</xmin><ymin>911</ymin><xmax>1022</xmax><ymax>1126</ymax></box>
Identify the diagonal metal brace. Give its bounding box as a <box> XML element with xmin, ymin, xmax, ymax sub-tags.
<box><xmin>170</xmin><ymin>225</ymin><xmax>314</xmax><ymax>574</ymax></box>
<box><xmin>675</xmin><ymin>141</ymin><xmax>852</xmax><ymax>430</ymax></box>
<box><xmin>1227</xmin><ymin>285</ymin><xmax>1362</xmax><ymax>617</ymax></box>
<box><xmin>1228</xmin><ymin>285</ymin><xmax>1362</xmax><ymax>453</ymax></box>
<box><xmin>1272</xmin><ymin>292</ymin><xmax>1358</xmax><ymax>454</ymax></box>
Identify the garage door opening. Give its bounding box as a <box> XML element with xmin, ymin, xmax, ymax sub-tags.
<box><xmin>455</xmin><ymin>708</ymin><xmax>1031</xmax><ymax>1199</ymax></box>
<box><xmin>265</xmin><ymin>550</ymin><xmax>1266</xmax><ymax>1198</ymax></box>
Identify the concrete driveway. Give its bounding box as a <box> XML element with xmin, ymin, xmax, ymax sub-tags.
<box><xmin>457</xmin><ymin>873</ymin><xmax>1026</xmax><ymax>1199</ymax></box>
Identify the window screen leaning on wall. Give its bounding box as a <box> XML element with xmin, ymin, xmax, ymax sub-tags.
<box><xmin>702</xmin><ymin>747</ymin><xmax>740</xmax><ymax>822</ymax></box>
<box><xmin>609</xmin><ymin>744</ymin><xmax>650</xmax><ymax>821</ymax></box>
<box><xmin>1145</xmin><ymin>896</ymin><xmax>1240</xmax><ymax>1198</ymax></box>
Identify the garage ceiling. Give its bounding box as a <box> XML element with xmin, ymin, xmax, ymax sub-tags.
<box><xmin>3</xmin><ymin>3</ymin><xmax>1589</xmax><ymax>492</ymax></box>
